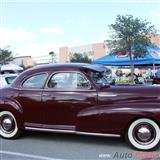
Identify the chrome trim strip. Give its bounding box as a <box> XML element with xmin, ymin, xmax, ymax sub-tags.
<box><xmin>24</xmin><ymin>123</ymin><xmax>75</xmax><ymax>130</ymax></box>
<box><xmin>98</xmin><ymin>92</ymin><xmax>117</xmax><ymax>97</ymax></box>
<box><xmin>76</xmin><ymin>131</ymin><xmax>120</xmax><ymax>137</ymax></box>
<box><xmin>25</xmin><ymin>127</ymin><xmax>120</xmax><ymax>138</ymax></box>
<box><xmin>25</xmin><ymin>127</ymin><xmax>75</xmax><ymax>134</ymax></box>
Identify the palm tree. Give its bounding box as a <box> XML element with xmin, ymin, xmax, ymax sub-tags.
<box><xmin>49</xmin><ymin>51</ymin><xmax>56</xmax><ymax>63</ymax></box>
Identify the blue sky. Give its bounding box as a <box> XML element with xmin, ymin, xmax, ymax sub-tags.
<box><xmin>0</xmin><ymin>0</ymin><xmax>160</xmax><ymax>57</ymax></box>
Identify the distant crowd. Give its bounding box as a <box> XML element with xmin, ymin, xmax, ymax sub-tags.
<box><xmin>107</xmin><ymin>67</ymin><xmax>160</xmax><ymax>84</ymax></box>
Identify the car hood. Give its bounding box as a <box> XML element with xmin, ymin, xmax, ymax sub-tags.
<box><xmin>98</xmin><ymin>85</ymin><xmax>160</xmax><ymax>105</ymax></box>
<box><xmin>101</xmin><ymin>84</ymin><xmax>159</xmax><ymax>94</ymax></box>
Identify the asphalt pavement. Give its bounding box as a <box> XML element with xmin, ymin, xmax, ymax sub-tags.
<box><xmin>0</xmin><ymin>131</ymin><xmax>160</xmax><ymax>160</ymax></box>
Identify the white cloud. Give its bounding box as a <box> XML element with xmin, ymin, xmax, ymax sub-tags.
<box><xmin>151</xmin><ymin>11</ymin><xmax>160</xmax><ymax>17</ymax></box>
<box><xmin>16</xmin><ymin>42</ymin><xmax>60</xmax><ymax>57</ymax></box>
<box><xmin>0</xmin><ymin>28</ymin><xmax>34</xmax><ymax>47</ymax></box>
<box><xmin>40</xmin><ymin>27</ymin><xmax>64</xmax><ymax>35</ymax></box>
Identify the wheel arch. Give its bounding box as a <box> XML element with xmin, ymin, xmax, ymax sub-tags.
<box><xmin>123</xmin><ymin>115</ymin><xmax>160</xmax><ymax>137</ymax></box>
<box><xmin>125</xmin><ymin>117</ymin><xmax>160</xmax><ymax>150</ymax></box>
<box><xmin>0</xmin><ymin>98</ymin><xmax>24</xmax><ymax>129</ymax></box>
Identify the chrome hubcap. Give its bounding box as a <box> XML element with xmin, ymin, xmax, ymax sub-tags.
<box><xmin>1</xmin><ymin>116</ymin><xmax>15</xmax><ymax>132</ymax></box>
<box><xmin>137</xmin><ymin>127</ymin><xmax>151</xmax><ymax>141</ymax></box>
<box><xmin>133</xmin><ymin>124</ymin><xmax>156</xmax><ymax>145</ymax></box>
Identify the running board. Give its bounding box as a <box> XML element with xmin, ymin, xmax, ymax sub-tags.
<box><xmin>25</xmin><ymin>127</ymin><xmax>120</xmax><ymax>138</ymax></box>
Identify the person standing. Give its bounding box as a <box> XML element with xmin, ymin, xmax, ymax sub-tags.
<box><xmin>155</xmin><ymin>68</ymin><xmax>160</xmax><ymax>78</ymax></box>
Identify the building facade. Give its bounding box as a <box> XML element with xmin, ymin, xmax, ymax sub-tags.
<box><xmin>12</xmin><ymin>56</ymin><xmax>35</xmax><ymax>68</ymax></box>
<box><xmin>59</xmin><ymin>34</ymin><xmax>160</xmax><ymax>63</ymax></box>
<box><xmin>59</xmin><ymin>42</ymin><xmax>109</xmax><ymax>63</ymax></box>
<box><xmin>150</xmin><ymin>34</ymin><xmax>160</xmax><ymax>47</ymax></box>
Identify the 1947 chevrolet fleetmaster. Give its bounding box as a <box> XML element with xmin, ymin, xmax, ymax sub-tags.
<box><xmin>0</xmin><ymin>63</ymin><xmax>160</xmax><ymax>151</ymax></box>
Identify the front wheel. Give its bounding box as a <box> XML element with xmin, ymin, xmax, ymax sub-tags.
<box><xmin>126</xmin><ymin>118</ymin><xmax>160</xmax><ymax>150</ymax></box>
<box><xmin>0</xmin><ymin>111</ymin><xmax>21</xmax><ymax>139</ymax></box>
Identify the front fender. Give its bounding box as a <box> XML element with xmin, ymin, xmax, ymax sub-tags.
<box><xmin>76</xmin><ymin>103</ymin><xmax>160</xmax><ymax>135</ymax></box>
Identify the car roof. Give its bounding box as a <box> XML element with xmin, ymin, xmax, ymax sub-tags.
<box><xmin>11</xmin><ymin>63</ymin><xmax>110</xmax><ymax>88</ymax></box>
<box><xmin>27</xmin><ymin>63</ymin><xmax>109</xmax><ymax>73</ymax></box>
<box><xmin>11</xmin><ymin>63</ymin><xmax>109</xmax><ymax>87</ymax></box>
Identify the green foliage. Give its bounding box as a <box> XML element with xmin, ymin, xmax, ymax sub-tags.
<box><xmin>70</xmin><ymin>53</ymin><xmax>92</xmax><ymax>63</ymax></box>
<box><xmin>107</xmin><ymin>15</ymin><xmax>157</xmax><ymax>83</ymax></box>
<box><xmin>107</xmin><ymin>15</ymin><xmax>157</xmax><ymax>57</ymax></box>
<box><xmin>0</xmin><ymin>47</ymin><xmax>13</xmax><ymax>65</ymax></box>
<box><xmin>49</xmin><ymin>51</ymin><xmax>55</xmax><ymax>56</ymax></box>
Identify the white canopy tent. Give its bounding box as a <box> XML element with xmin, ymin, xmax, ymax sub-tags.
<box><xmin>1</xmin><ymin>64</ymin><xmax>23</xmax><ymax>71</ymax></box>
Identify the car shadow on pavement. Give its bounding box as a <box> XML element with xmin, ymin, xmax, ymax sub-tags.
<box><xmin>23</xmin><ymin>131</ymin><xmax>131</xmax><ymax>150</ymax></box>
<box><xmin>24</xmin><ymin>131</ymin><xmax>160</xmax><ymax>151</ymax></box>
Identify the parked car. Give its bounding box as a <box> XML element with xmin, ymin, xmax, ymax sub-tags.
<box><xmin>153</xmin><ymin>77</ymin><xmax>160</xmax><ymax>85</ymax></box>
<box><xmin>0</xmin><ymin>63</ymin><xmax>160</xmax><ymax>151</ymax></box>
<box><xmin>0</xmin><ymin>74</ymin><xmax>17</xmax><ymax>88</ymax></box>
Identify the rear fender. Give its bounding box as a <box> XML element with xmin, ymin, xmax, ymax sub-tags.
<box><xmin>0</xmin><ymin>98</ymin><xmax>24</xmax><ymax>129</ymax></box>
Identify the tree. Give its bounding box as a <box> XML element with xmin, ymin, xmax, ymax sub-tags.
<box><xmin>70</xmin><ymin>53</ymin><xmax>92</xmax><ymax>63</ymax></box>
<box><xmin>0</xmin><ymin>47</ymin><xmax>13</xmax><ymax>65</ymax></box>
<box><xmin>49</xmin><ymin>51</ymin><xmax>56</xmax><ymax>63</ymax></box>
<box><xmin>107</xmin><ymin>15</ymin><xmax>157</xmax><ymax>83</ymax></box>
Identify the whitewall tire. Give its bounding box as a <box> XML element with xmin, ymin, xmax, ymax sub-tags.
<box><xmin>0</xmin><ymin>111</ymin><xmax>21</xmax><ymax>139</ymax></box>
<box><xmin>126</xmin><ymin>118</ymin><xmax>160</xmax><ymax>150</ymax></box>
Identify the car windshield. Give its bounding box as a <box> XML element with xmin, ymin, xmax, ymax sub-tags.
<box><xmin>89</xmin><ymin>71</ymin><xmax>109</xmax><ymax>86</ymax></box>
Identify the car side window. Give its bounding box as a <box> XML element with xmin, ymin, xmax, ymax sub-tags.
<box><xmin>48</xmin><ymin>72</ymin><xmax>91</xmax><ymax>89</ymax></box>
<box><xmin>22</xmin><ymin>73</ymin><xmax>48</xmax><ymax>89</ymax></box>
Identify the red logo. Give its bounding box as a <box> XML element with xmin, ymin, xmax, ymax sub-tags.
<box><xmin>150</xmin><ymin>49</ymin><xmax>160</xmax><ymax>58</ymax></box>
<box><xmin>116</xmin><ymin>51</ymin><xmax>129</xmax><ymax>58</ymax></box>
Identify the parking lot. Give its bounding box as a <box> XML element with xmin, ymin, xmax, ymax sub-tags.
<box><xmin>0</xmin><ymin>131</ymin><xmax>160</xmax><ymax>160</ymax></box>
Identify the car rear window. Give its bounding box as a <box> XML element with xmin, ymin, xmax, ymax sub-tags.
<box><xmin>22</xmin><ymin>73</ymin><xmax>48</xmax><ymax>89</ymax></box>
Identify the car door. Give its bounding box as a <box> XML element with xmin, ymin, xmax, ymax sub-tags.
<box><xmin>16</xmin><ymin>73</ymin><xmax>48</xmax><ymax>126</ymax></box>
<box><xmin>41</xmin><ymin>71</ymin><xmax>97</xmax><ymax>130</ymax></box>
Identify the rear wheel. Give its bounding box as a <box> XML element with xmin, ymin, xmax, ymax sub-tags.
<box><xmin>0</xmin><ymin>111</ymin><xmax>21</xmax><ymax>139</ymax></box>
<box><xmin>126</xmin><ymin>118</ymin><xmax>160</xmax><ymax>150</ymax></box>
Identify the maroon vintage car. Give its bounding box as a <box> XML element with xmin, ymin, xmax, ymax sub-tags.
<box><xmin>153</xmin><ymin>77</ymin><xmax>160</xmax><ymax>85</ymax></box>
<box><xmin>0</xmin><ymin>63</ymin><xmax>160</xmax><ymax>151</ymax></box>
